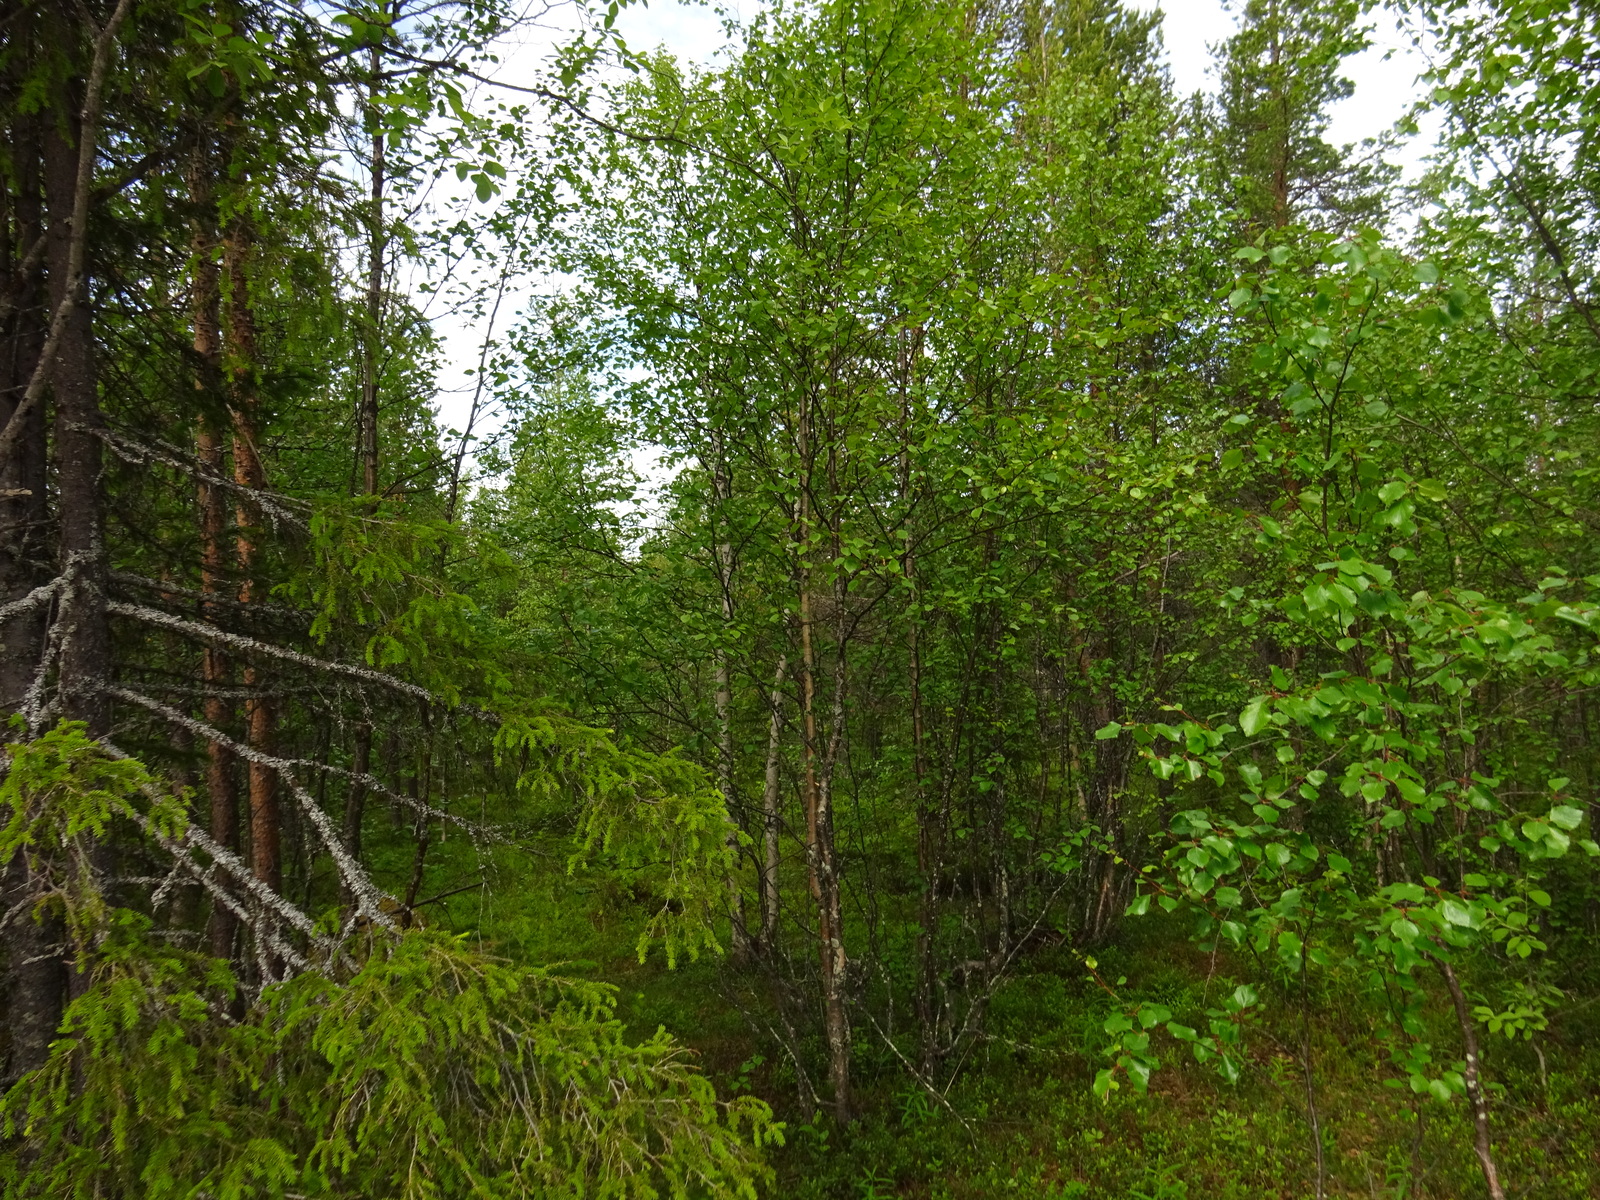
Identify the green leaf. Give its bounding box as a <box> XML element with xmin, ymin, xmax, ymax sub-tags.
<box><xmin>1138</xmin><ymin>1003</ymin><xmax>1172</xmax><ymax>1029</ymax></box>
<box><xmin>1550</xmin><ymin>805</ymin><xmax>1584</xmax><ymax>831</ymax></box>
<box><xmin>1239</xmin><ymin>698</ymin><xmax>1271</xmax><ymax>737</ymax></box>
<box><xmin>1126</xmin><ymin>1058</ymin><xmax>1152</xmax><ymax>1092</ymax></box>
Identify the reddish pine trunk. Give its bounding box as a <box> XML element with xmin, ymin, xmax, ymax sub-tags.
<box><xmin>190</xmin><ymin>154</ymin><xmax>240</xmax><ymax>955</ymax></box>
<box><xmin>222</xmin><ymin>218</ymin><xmax>279</xmax><ymax>892</ymax></box>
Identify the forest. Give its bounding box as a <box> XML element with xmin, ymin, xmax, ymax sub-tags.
<box><xmin>2</xmin><ymin>0</ymin><xmax>1599</xmax><ymax>1195</ymax></box>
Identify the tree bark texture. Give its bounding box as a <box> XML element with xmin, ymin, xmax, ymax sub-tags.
<box><xmin>4</xmin><ymin>0</ymin><xmax>134</xmax><ymax>1075</ymax></box>
<box><xmin>189</xmin><ymin>150</ymin><xmax>240</xmax><ymax>957</ymax></box>
<box><xmin>711</xmin><ymin>454</ymin><xmax>751</xmax><ymax>960</ymax></box>
<box><xmin>795</xmin><ymin>397</ymin><xmax>850</xmax><ymax>1123</ymax></box>
<box><xmin>45</xmin><ymin>77</ymin><xmax>111</xmax><ymax>736</ymax></box>
<box><xmin>0</xmin><ymin>100</ymin><xmax>49</xmax><ymax>721</ymax></box>
<box><xmin>759</xmin><ymin>655</ymin><xmax>787</xmax><ymax>949</ymax></box>
<box><xmin>222</xmin><ymin>217</ymin><xmax>279</xmax><ymax>892</ymax></box>
<box><xmin>358</xmin><ymin>34</ymin><xmax>386</xmax><ymax>501</ymax></box>
<box><xmin>1436</xmin><ymin>954</ymin><xmax>1507</xmax><ymax>1200</ymax></box>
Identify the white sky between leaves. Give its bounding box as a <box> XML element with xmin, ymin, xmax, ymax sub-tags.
<box><xmin>427</xmin><ymin>0</ymin><xmax>1435</xmax><ymax>500</ymax></box>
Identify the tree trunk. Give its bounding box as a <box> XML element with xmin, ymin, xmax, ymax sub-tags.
<box><xmin>1434</xmin><ymin>954</ymin><xmax>1507</xmax><ymax>1200</ymax></box>
<box><xmin>341</xmin><ymin>721</ymin><xmax>372</xmax><ymax>909</ymax></box>
<box><xmin>1269</xmin><ymin>0</ymin><xmax>1290</xmax><ymax>226</ymax></box>
<box><xmin>795</xmin><ymin>406</ymin><xmax>849</xmax><ymax>1123</ymax></box>
<box><xmin>815</xmin><ymin>613</ymin><xmax>851</xmax><ymax>1126</ymax></box>
<box><xmin>0</xmin><ymin>101</ymin><xmax>49</xmax><ymax>722</ymax></box>
<box><xmin>358</xmin><ymin>32</ymin><xmax>387</xmax><ymax>502</ymax></box>
<box><xmin>0</xmin><ymin>185</ymin><xmax>58</xmax><ymax>1067</ymax></box>
<box><xmin>342</xmin><ymin>28</ymin><xmax>388</xmax><ymax>905</ymax></box>
<box><xmin>898</xmin><ymin>419</ymin><xmax>938</xmax><ymax>1071</ymax></box>
<box><xmin>222</xmin><ymin>217</ymin><xmax>279</xmax><ymax>892</ymax></box>
<box><xmin>759</xmin><ymin>655</ymin><xmax>787</xmax><ymax>949</ymax></box>
<box><xmin>401</xmin><ymin>708</ymin><xmax>434</xmax><ymax>924</ymax></box>
<box><xmin>46</xmin><ymin>77</ymin><xmax>111</xmax><ymax>739</ymax></box>
<box><xmin>1077</xmin><ymin>632</ymin><xmax>1127</xmax><ymax>946</ymax></box>
<box><xmin>711</xmin><ymin>454</ymin><xmax>751</xmax><ymax>959</ymax></box>
<box><xmin>1</xmin><ymin>0</ymin><xmax>130</xmax><ymax>1082</ymax></box>
<box><xmin>0</xmin><ymin>851</ymin><xmax>63</xmax><ymax>1088</ymax></box>
<box><xmin>189</xmin><ymin>150</ymin><xmax>240</xmax><ymax>958</ymax></box>
<box><xmin>30</xmin><ymin>33</ymin><xmax>116</xmax><ymax>1054</ymax></box>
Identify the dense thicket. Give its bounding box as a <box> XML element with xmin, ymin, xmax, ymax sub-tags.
<box><xmin>2</xmin><ymin>0</ymin><xmax>1599</xmax><ymax>1196</ymax></box>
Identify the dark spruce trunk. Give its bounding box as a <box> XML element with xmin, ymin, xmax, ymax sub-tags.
<box><xmin>46</xmin><ymin>59</ymin><xmax>112</xmax><ymax>739</ymax></box>
<box><xmin>0</xmin><ymin>76</ymin><xmax>56</xmax><ymax>1091</ymax></box>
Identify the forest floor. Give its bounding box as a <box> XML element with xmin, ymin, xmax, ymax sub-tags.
<box><xmin>432</xmin><ymin>848</ymin><xmax>1600</xmax><ymax>1199</ymax></box>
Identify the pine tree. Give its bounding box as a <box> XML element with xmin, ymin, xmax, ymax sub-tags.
<box><xmin>1213</xmin><ymin>0</ymin><xmax>1392</xmax><ymax>231</ymax></box>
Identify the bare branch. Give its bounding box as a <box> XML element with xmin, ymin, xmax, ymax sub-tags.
<box><xmin>111</xmin><ymin>681</ymin><xmax>475</xmax><ymax>833</ymax></box>
<box><xmin>99</xmin><ymin>743</ymin><xmax>324</xmax><ymax>969</ymax></box>
<box><xmin>104</xmin><ymin>686</ymin><xmax>401</xmax><ymax>925</ymax></box>
<box><xmin>110</xmin><ymin>570</ymin><xmax>310</xmax><ymax>624</ymax></box>
<box><xmin>105</xmin><ymin>601</ymin><xmax>434</xmax><ymax>703</ymax></box>
<box><xmin>20</xmin><ymin>587</ymin><xmax>66</xmax><ymax>737</ymax></box>
<box><xmin>93</xmin><ymin>428</ymin><xmax>309</xmax><ymax>530</ymax></box>
<box><xmin>0</xmin><ymin>576</ymin><xmax>61</xmax><ymax>626</ymax></box>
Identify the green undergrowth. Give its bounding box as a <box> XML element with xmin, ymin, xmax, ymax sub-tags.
<box><xmin>440</xmin><ymin>844</ymin><xmax>1600</xmax><ymax>1199</ymax></box>
<box><xmin>758</xmin><ymin>938</ymin><xmax>1600</xmax><ymax>1199</ymax></box>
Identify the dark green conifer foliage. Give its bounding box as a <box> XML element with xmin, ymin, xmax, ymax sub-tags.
<box><xmin>1213</xmin><ymin>0</ymin><xmax>1393</xmax><ymax>230</ymax></box>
